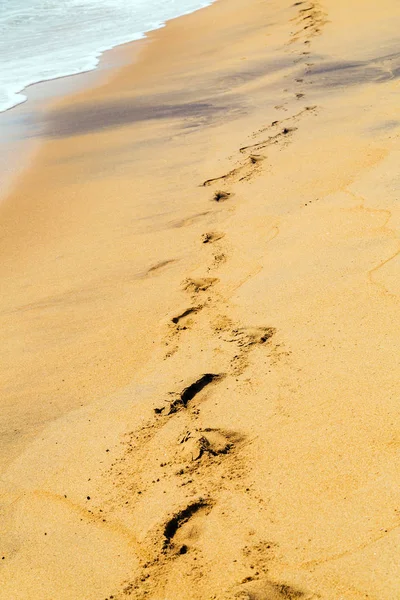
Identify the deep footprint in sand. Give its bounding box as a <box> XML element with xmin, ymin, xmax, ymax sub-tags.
<box><xmin>163</xmin><ymin>498</ymin><xmax>213</xmax><ymax>552</ymax></box>
<box><xmin>201</xmin><ymin>231</ymin><xmax>225</xmax><ymax>244</ymax></box>
<box><xmin>166</xmin><ymin>373</ymin><xmax>224</xmax><ymax>414</ymax></box>
<box><xmin>170</xmin><ymin>306</ymin><xmax>202</xmax><ymax>326</ymax></box>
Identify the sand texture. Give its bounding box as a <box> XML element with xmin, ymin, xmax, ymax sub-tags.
<box><xmin>1</xmin><ymin>0</ymin><xmax>400</xmax><ymax>598</ymax></box>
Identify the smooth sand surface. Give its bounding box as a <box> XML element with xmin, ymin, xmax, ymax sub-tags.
<box><xmin>1</xmin><ymin>0</ymin><xmax>400</xmax><ymax>598</ymax></box>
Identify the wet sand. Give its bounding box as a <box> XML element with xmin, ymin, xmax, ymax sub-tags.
<box><xmin>1</xmin><ymin>0</ymin><xmax>400</xmax><ymax>598</ymax></box>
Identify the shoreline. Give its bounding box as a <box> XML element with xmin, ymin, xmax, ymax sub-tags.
<box><xmin>1</xmin><ymin>0</ymin><xmax>400</xmax><ymax>598</ymax></box>
<box><xmin>0</xmin><ymin>0</ymin><xmax>216</xmax><ymax>116</ymax></box>
<box><xmin>0</xmin><ymin>0</ymin><xmax>216</xmax><ymax>200</ymax></box>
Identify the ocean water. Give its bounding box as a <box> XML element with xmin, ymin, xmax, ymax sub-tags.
<box><xmin>0</xmin><ymin>0</ymin><xmax>214</xmax><ymax>113</ymax></box>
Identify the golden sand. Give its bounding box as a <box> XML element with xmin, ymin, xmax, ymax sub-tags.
<box><xmin>1</xmin><ymin>0</ymin><xmax>400</xmax><ymax>598</ymax></box>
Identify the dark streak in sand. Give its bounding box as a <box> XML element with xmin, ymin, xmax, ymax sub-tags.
<box><xmin>306</xmin><ymin>51</ymin><xmax>400</xmax><ymax>88</ymax></box>
<box><xmin>42</xmin><ymin>100</ymin><xmax>229</xmax><ymax>138</ymax></box>
<box><xmin>41</xmin><ymin>54</ymin><xmax>297</xmax><ymax>139</ymax></box>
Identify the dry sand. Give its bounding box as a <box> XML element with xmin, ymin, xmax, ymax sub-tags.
<box><xmin>1</xmin><ymin>0</ymin><xmax>400</xmax><ymax>598</ymax></box>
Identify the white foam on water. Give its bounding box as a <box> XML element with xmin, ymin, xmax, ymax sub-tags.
<box><xmin>0</xmin><ymin>0</ymin><xmax>214</xmax><ymax>113</ymax></box>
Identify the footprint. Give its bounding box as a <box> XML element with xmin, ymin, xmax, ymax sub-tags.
<box><xmin>211</xmin><ymin>252</ymin><xmax>227</xmax><ymax>268</ymax></box>
<box><xmin>228</xmin><ymin>327</ymin><xmax>276</xmax><ymax>348</ymax></box>
<box><xmin>203</xmin><ymin>169</ymin><xmax>238</xmax><ymax>187</ymax></box>
<box><xmin>201</xmin><ymin>231</ymin><xmax>225</xmax><ymax>244</ymax></box>
<box><xmin>183</xmin><ymin>277</ymin><xmax>218</xmax><ymax>294</ymax></box>
<box><xmin>214</xmin><ymin>190</ymin><xmax>231</xmax><ymax>202</ymax></box>
<box><xmin>221</xmin><ymin>326</ymin><xmax>276</xmax><ymax>375</ymax></box>
<box><xmin>179</xmin><ymin>428</ymin><xmax>243</xmax><ymax>461</ymax></box>
<box><xmin>161</xmin><ymin>373</ymin><xmax>224</xmax><ymax>415</ymax></box>
<box><xmin>234</xmin><ymin>580</ymin><xmax>311</xmax><ymax>600</ymax></box>
<box><xmin>202</xmin><ymin>153</ymin><xmax>263</xmax><ymax>187</ymax></box>
<box><xmin>163</xmin><ymin>498</ymin><xmax>213</xmax><ymax>551</ymax></box>
<box><xmin>239</xmin><ymin>127</ymin><xmax>296</xmax><ymax>154</ymax></box>
<box><xmin>170</xmin><ymin>306</ymin><xmax>201</xmax><ymax>326</ymax></box>
<box><xmin>249</xmin><ymin>154</ymin><xmax>265</xmax><ymax>164</ymax></box>
<box><xmin>253</xmin><ymin>106</ymin><xmax>317</xmax><ymax>138</ymax></box>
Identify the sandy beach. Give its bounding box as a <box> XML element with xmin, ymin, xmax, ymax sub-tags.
<box><xmin>1</xmin><ymin>0</ymin><xmax>400</xmax><ymax>598</ymax></box>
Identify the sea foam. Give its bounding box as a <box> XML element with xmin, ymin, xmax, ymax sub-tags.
<box><xmin>0</xmin><ymin>0</ymin><xmax>214</xmax><ymax>113</ymax></box>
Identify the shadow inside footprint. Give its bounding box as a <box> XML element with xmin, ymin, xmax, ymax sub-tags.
<box><xmin>168</xmin><ymin>373</ymin><xmax>223</xmax><ymax>414</ymax></box>
<box><xmin>214</xmin><ymin>190</ymin><xmax>231</xmax><ymax>202</ymax></box>
<box><xmin>171</xmin><ymin>306</ymin><xmax>200</xmax><ymax>325</ymax></box>
<box><xmin>163</xmin><ymin>499</ymin><xmax>212</xmax><ymax>549</ymax></box>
